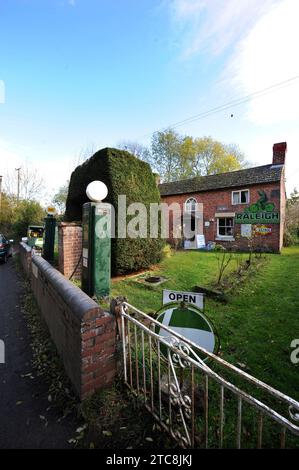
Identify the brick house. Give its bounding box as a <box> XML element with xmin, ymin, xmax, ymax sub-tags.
<box><xmin>159</xmin><ymin>142</ymin><xmax>287</xmax><ymax>253</ymax></box>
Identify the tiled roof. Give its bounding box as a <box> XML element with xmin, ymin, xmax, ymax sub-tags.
<box><xmin>159</xmin><ymin>164</ymin><xmax>283</xmax><ymax>196</ymax></box>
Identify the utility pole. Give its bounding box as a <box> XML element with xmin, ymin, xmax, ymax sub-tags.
<box><xmin>15</xmin><ymin>167</ymin><xmax>21</xmax><ymax>205</ymax></box>
<box><xmin>0</xmin><ymin>175</ymin><xmax>2</xmax><ymax>211</ymax></box>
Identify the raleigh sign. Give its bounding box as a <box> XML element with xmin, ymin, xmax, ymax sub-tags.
<box><xmin>235</xmin><ymin>211</ymin><xmax>280</xmax><ymax>224</ymax></box>
<box><xmin>235</xmin><ymin>191</ymin><xmax>280</xmax><ymax>224</ymax></box>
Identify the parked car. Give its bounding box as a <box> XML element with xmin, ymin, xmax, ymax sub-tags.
<box><xmin>0</xmin><ymin>235</ymin><xmax>13</xmax><ymax>263</ymax></box>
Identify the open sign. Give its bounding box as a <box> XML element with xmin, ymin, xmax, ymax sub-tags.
<box><xmin>163</xmin><ymin>289</ymin><xmax>204</xmax><ymax>310</ymax></box>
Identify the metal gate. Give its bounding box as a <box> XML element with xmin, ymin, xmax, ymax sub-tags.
<box><xmin>119</xmin><ymin>301</ymin><xmax>299</xmax><ymax>449</ymax></box>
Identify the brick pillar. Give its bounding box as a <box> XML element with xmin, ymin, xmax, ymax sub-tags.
<box><xmin>81</xmin><ymin>312</ymin><xmax>118</xmax><ymax>399</ymax></box>
<box><xmin>58</xmin><ymin>222</ymin><xmax>82</xmax><ymax>280</ymax></box>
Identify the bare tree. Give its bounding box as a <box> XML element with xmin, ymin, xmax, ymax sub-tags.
<box><xmin>116</xmin><ymin>140</ymin><xmax>152</xmax><ymax>165</ymax></box>
<box><xmin>3</xmin><ymin>161</ymin><xmax>45</xmax><ymax>201</ymax></box>
<box><xmin>72</xmin><ymin>143</ymin><xmax>96</xmax><ymax>169</ymax></box>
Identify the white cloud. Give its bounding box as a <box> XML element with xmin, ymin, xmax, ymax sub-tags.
<box><xmin>0</xmin><ymin>80</ymin><xmax>5</xmax><ymax>103</ymax></box>
<box><xmin>0</xmin><ymin>139</ymin><xmax>22</xmax><ymax>168</ymax></box>
<box><xmin>227</xmin><ymin>0</ymin><xmax>299</xmax><ymax>125</ymax></box>
<box><xmin>169</xmin><ymin>0</ymin><xmax>278</xmax><ymax>57</ymax></box>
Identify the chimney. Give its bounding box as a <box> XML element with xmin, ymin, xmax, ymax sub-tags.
<box><xmin>273</xmin><ymin>142</ymin><xmax>287</xmax><ymax>166</ymax></box>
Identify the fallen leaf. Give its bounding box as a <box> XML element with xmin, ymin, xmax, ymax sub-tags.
<box><xmin>76</xmin><ymin>424</ymin><xmax>88</xmax><ymax>434</ymax></box>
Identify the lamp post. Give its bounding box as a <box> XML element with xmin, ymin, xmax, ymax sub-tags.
<box><xmin>15</xmin><ymin>167</ymin><xmax>21</xmax><ymax>204</ymax></box>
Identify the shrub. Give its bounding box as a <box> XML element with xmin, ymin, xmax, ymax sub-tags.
<box><xmin>162</xmin><ymin>243</ymin><xmax>173</xmax><ymax>259</ymax></box>
<box><xmin>65</xmin><ymin>148</ymin><xmax>164</xmax><ymax>275</ymax></box>
<box><xmin>283</xmin><ymin>227</ymin><xmax>297</xmax><ymax>247</ymax></box>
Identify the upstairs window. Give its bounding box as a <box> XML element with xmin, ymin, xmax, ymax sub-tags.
<box><xmin>185</xmin><ymin>197</ymin><xmax>197</xmax><ymax>213</ymax></box>
<box><xmin>232</xmin><ymin>189</ymin><xmax>249</xmax><ymax>205</ymax></box>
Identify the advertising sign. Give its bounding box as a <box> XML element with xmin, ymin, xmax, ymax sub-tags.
<box><xmin>253</xmin><ymin>225</ymin><xmax>272</xmax><ymax>236</ymax></box>
<box><xmin>155</xmin><ymin>303</ymin><xmax>216</xmax><ymax>361</ymax></box>
<box><xmin>235</xmin><ymin>191</ymin><xmax>279</xmax><ymax>224</ymax></box>
<box><xmin>235</xmin><ymin>212</ymin><xmax>279</xmax><ymax>224</ymax></box>
<box><xmin>241</xmin><ymin>224</ymin><xmax>252</xmax><ymax>238</ymax></box>
<box><xmin>162</xmin><ymin>289</ymin><xmax>204</xmax><ymax>310</ymax></box>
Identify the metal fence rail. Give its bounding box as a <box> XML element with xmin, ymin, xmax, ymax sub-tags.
<box><xmin>120</xmin><ymin>301</ymin><xmax>299</xmax><ymax>449</ymax></box>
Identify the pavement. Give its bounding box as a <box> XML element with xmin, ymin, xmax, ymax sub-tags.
<box><xmin>0</xmin><ymin>256</ymin><xmax>78</xmax><ymax>449</ymax></box>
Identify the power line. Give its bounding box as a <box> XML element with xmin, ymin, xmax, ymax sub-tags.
<box><xmin>138</xmin><ymin>75</ymin><xmax>299</xmax><ymax>140</ymax></box>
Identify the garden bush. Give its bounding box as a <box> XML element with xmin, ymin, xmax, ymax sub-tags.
<box><xmin>65</xmin><ymin>147</ymin><xmax>164</xmax><ymax>275</ymax></box>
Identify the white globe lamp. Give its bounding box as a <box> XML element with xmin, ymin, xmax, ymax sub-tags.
<box><xmin>86</xmin><ymin>180</ymin><xmax>108</xmax><ymax>202</ymax></box>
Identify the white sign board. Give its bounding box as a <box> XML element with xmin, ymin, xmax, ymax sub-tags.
<box><xmin>83</xmin><ymin>248</ymin><xmax>88</xmax><ymax>267</ymax></box>
<box><xmin>241</xmin><ymin>224</ymin><xmax>252</xmax><ymax>238</ymax></box>
<box><xmin>163</xmin><ymin>289</ymin><xmax>204</xmax><ymax>310</ymax></box>
<box><xmin>196</xmin><ymin>234</ymin><xmax>205</xmax><ymax>248</ymax></box>
<box><xmin>156</xmin><ymin>304</ymin><xmax>215</xmax><ymax>360</ymax></box>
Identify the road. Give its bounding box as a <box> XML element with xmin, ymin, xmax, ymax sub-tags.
<box><xmin>0</xmin><ymin>257</ymin><xmax>78</xmax><ymax>449</ymax></box>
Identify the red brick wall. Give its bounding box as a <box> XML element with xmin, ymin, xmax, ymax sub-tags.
<box><xmin>29</xmin><ymin>254</ymin><xmax>118</xmax><ymax>400</ymax></box>
<box><xmin>58</xmin><ymin>222</ymin><xmax>82</xmax><ymax>279</ymax></box>
<box><xmin>161</xmin><ymin>182</ymin><xmax>285</xmax><ymax>253</ymax></box>
<box><xmin>81</xmin><ymin>313</ymin><xmax>117</xmax><ymax>398</ymax></box>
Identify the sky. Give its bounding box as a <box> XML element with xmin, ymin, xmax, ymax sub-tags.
<box><xmin>0</xmin><ymin>0</ymin><xmax>298</xmax><ymax>204</ymax></box>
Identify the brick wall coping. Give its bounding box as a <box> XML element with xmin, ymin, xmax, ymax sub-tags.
<box><xmin>59</xmin><ymin>221</ymin><xmax>82</xmax><ymax>227</ymax></box>
<box><xmin>32</xmin><ymin>255</ymin><xmax>100</xmax><ymax>321</ymax></box>
<box><xmin>20</xmin><ymin>241</ymin><xmax>32</xmax><ymax>253</ymax></box>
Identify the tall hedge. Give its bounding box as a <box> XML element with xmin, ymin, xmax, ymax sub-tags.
<box><xmin>65</xmin><ymin>147</ymin><xmax>164</xmax><ymax>275</ymax></box>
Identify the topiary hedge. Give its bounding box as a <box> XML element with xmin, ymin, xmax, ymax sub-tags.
<box><xmin>65</xmin><ymin>147</ymin><xmax>164</xmax><ymax>275</ymax></box>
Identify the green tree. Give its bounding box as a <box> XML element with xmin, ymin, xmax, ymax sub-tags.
<box><xmin>151</xmin><ymin>129</ymin><xmax>182</xmax><ymax>182</ymax></box>
<box><xmin>0</xmin><ymin>193</ymin><xmax>16</xmax><ymax>237</ymax></box>
<box><xmin>284</xmin><ymin>188</ymin><xmax>299</xmax><ymax>245</ymax></box>
<box><xmin>12</xmin><ymin>200</ymin><xmax>45</xmax><ymax>240</ymax></box>
<box><xmin>191</xmin><ymin>137</ymin><xmax>246</xmax><ymax>176</ymax></box>
<box><xmin>288</xmin><ymin>188</ymin><xmax>299</xmax><ymax>206</ymax></box>
<box><xmin>52</xmin><ymin>182</ymin><xmax>69</xmax><ymax>215</ymax></box>
<box><xmin>150</xmin><ymin>131</ymin><xmax>247</xmax><ymax>182</ymax></box>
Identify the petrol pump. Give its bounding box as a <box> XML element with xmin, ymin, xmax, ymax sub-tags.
<box><xmin>43</xmin><ymin>206</ymin><xmax>57</xmax><ymax>263</ymax></box>
<box><xmin>81</xmin><ymin>181</ymin><xmax>111</xmax><ymax>298</ymax></box>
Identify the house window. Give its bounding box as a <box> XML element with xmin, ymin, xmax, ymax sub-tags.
<box><xmin>232</xmin><ymin>190</ymin><xmax>249</xmax><ymax>205</ymax></box>
<box><xmin>217</xmin><ymin>217</ymin><xmax>234</xmax><ymax>238</ymax></box>
<box><xmin>185</xmin><ymin>197</ymin><xmax>197</xmax><ymax>213</ymax></box>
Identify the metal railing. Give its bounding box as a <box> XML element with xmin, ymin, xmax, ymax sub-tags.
<box><xmin>120</xmin><ymin>301</ymin><xmax>299</xmax><ymax>449</ymax></box>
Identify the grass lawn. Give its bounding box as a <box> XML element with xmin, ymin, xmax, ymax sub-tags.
<box><xmin>109</xmin><ymin>246</ymin><xmax>299</xmax><ymax>400</ymax></box>
<box><xmin>107</xmin><ymin>246</ymin><xmax>299</xmax><ymax>447</ymax></box>
<box><xmin>110</xmin><ymin>249</ymin><xmax>242</xmax><ymax>313</ymax></box>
